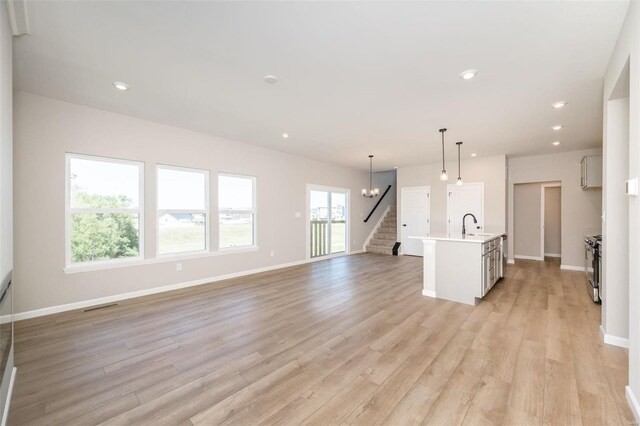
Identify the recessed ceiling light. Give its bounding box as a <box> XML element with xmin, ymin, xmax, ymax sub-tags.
<box><xmin>471</xmin><ymin>153</ymin><xmax>477</xmax><ymax>157</ymax></box>
<box><xmin>460</xmin><ymin>69</ymin><xmax>477</xmax><ymax>80</ymax></box>
<box><xmin>552</xmin><ymin>125</ymin><xmax>564</xmax><ymax>131</ymax></box>
<box><xmin>282</xmin><ymin>133</ymin><xmax>289</xmax><ymax>138</ymax></box>
<box><xmin>112</xmin><ymin>81</ymin><xmax>129</xmax><ymax>91</ymax></box>
<box><xmin>264</xmin><ymin>75</ymin><xmax>278</xmax><ymax>84</ymax></box>
<box><xmin>552</xmin><ymin>141</ymin><xmax>560</xmax><ymax>146</ymax></box>
<box><xmin>552</xmin><ymin>101</ymin><xmax>567</xmax><ymax>109</ymax></box>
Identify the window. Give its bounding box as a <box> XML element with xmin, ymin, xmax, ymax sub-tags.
<box><xmin>308</xmin><ymin>187</ymin><xmax>349</xmax><ymax>258</ymax></box>
<box><xmin>218</xmin><ymin>174</ymin><xmax>256</xmax><ymax>249</ymax></box>
<box><xmin>66</xmin><ymin>154</ymin><xmax>143</xmax><ymax>266</ymax></box>
<box><xmin>157</xmin><ymin>165</ymin><xmax>209</xmax><ymax>255</ymax></box>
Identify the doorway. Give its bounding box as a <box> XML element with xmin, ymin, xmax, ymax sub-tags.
<box><xmin>308</xmin><ymin>186</ymin><xmax>349</xmax><ymax>259</ymax></box>
<box><xmin>400</xmin><ymin>186</ymin><xmax>430</xmax><ymax>256</ymax></box>
<box><xmin>447</xmin><ymin>182</ymin><xmax>484</xmax><ymax>235</ymax></box>
<box><xmin>541</xmin><ymin>184</ymin><xmax>562</xmax><ymax>259</ymax></box>
<box><xmin>513</xmin><ymin>181</ymin><xmax>561</xmax><ymax>261</ymax></box>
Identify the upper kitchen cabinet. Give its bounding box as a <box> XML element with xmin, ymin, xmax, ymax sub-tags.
<box><xmin>581</xmin><ymin>155</ymin><xmax>603</xmax><ymax>189</ymax></box>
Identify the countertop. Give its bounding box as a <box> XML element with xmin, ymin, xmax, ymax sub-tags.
<box><xmin>409</xmin><ymin>232</ymin><xmax>506</xmax><ymax>243</ymax></box>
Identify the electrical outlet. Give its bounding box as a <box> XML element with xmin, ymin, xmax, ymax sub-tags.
<box><xmin>176</xmin><ymin>263</ymin><xmax>182</xmax><ymax>272</ymax></box>
<box><xmin>270</xmin><ymin>250</ymin><xmax>275</xmax><ymax>257</ymax></box>
<box><xmin>294</xmin><ymin>211</ymin><xmax>301</xmax><ymax>218</ymax></box>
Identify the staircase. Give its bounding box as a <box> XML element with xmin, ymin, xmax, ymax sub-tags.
<box><xmin>365</xmin><ymin>206</ymin><xmax>397</xmax><ymax>255</ymax></box>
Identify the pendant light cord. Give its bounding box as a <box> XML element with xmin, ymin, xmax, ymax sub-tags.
<box><xmin>439</xmin><ymin>129</ymin><xmax>447</xmax><ymax>172</ymax></box>
<box><xmin>456</xmin><ymin>141</ymin><xmax>463</xmax><ymax>180</ymax></box>
<box><xmin>369</xmin><ymin>155</ymin><xmax>373</xmax><ymax>192</ymax></box>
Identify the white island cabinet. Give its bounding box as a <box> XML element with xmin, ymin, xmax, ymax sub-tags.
<box><xmin>409</xmin><ymin>233</ymin><xmax>507</xmax><ymax>305</ymax></box>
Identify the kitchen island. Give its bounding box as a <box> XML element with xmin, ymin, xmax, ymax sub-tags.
<box><xmin>409</xmin><ymin>233</ymin><xmax>507</xmax><ymax>305</ymax></box>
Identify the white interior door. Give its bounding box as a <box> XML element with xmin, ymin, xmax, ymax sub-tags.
<box><xmin>401</xmin><ymin>186</ymin><xmax>430</xmax><ymax>256</ymax></box>
<box><xmin>447</xmin><ymin>183</ymin><xmax>484</xmax><ymax>234</ymax></box>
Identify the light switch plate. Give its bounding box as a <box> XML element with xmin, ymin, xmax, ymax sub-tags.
<box><xmin>294</xmin><ymin>211</ymin><xmax>301</xmax><ymax>218</ymax></box>
<box><xmin>626</xmin><ymin>177</ymin><xmax>638</xmax><ymax>196</ymax></box>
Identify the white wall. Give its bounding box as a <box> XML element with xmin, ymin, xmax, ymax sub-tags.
<box><xmin>507</xmin><ymin>150</ymin><xmax>602</xmax><ymax>269</ymax></box>
<box><xmin>0</xmin><ymin>7</ymin><xmax>11</xmax><ymax>283</ymax></box>
<box><xmin>602</xmin><ymin>96</ymin><xmax>629</xmax><ymax>344</ymax></box>
<box><xmin>603</xmin><ymin>1</ymin><xmax>640</xmax><ymax>416</ymax></box>
<box><xmin>396</xmin><ymin>155</ymin><xmax>507</xmax><ymax>243</ymax></box>
<box><xmin>12</xmin><ymin>92</ymin><xmax>392</xmax><ymax>315</ymax></box>
<box><xmin>544</xmin><ymin>186</ymin><xmax>561</xmax><ymax>256</ymax></box>
<box><xmin>0</xmin><ymin>2</ymin><xmax>13</xmax><ymax>422</ymax></box>
<box><xmin>513</xmin><ymin>183</ymin><xmax>543</xmax><ymax>259</ymax></box>
<box><xmin>513</xmin><ymin>182</ymin><xmax>561</xmax><ymax>259</ymax></box>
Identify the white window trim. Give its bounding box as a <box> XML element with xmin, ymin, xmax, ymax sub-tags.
<box><xmin>156</xmin><ymin>164</ymin><xmax>210</xmax><ymax>257</ymax></box>
<box><xmin>218</xmin><ymin>172</ymin><xmax>257</xmax><ymax>250</ymax></box>
<box><xmin>62</xmin><ymin>245</ymin><xmax>259</xmax><ymax>274</ymax></box>
<box><xmin>65</xmin><ymin>153</ymin><xmax>145</xmax><ymax>269</ymax></box>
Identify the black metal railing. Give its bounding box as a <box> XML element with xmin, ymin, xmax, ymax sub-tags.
<box><xmin>364</xmin><ymin>185</ymin><xmax>392</xmax><ymax>223</ymax></box>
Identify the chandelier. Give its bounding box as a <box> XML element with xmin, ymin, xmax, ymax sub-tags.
<box><xmin>362</xmin><ymin>155</ymin><xmax>380</xmax><ymax>198</ymax></box>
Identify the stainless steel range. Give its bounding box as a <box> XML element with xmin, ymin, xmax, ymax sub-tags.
<box><xmin>584</xmin><ymin>235</ymin><xmax>601</xmax><ymax>303</ymax></box>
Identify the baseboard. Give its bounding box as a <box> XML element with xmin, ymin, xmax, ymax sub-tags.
<box><xmin>604</xmin><ymin>334</ymin><xmax>630</xmax><ymax>348</ymax></box>
<box><xmin>600</xmin><ymin>324</ymin><xmax>630</xmax><ymax>348</ymax></box>
<box><xmin>560</xmin><ymin>264</ymin><xmax>585</xmax><ymax>272</ymax></box>
<box><xmin>627</xmin><ymin>386</ymin><xmax>640</xmax><ymax>424</ymax></box>
<box><xmin>14</xmin><ymin>254</ymin><xmax>368</xmax><ymax>321</ymax></box>
<box><xmin>544</xmin><ymin>253</ymin><xmax>561</xmax><ymax>258</ymax></box>
<box><xmin>1</xmin><ymin>367</ymin><xmax>16</xmax><ymax>426</ymax></box>
<box><xmin>349</xmin><ymin>249</ymin><xmax>364</xmax><ymax>255</ymax></box>
<box><xmin>507</xmin><ymin>259</ymin><xmax>515</xmax><ymax>264</ymax></box>
<box><xmin>422</xmin><ymin>289</ymin><xmax>436</xmax><ymax>298</ymax></box>
<box><xmin>514</xmin><ymin>255</ymin><xmax>544</xmax><ymax>261</ymax></box>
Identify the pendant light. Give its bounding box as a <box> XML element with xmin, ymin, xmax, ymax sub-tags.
<box><xmin>362</xmin><ymin>155</ymin><xmax>380</xmax><ymax>198</ymax></box>
<box><xmin>456</xmin><ymin>141</ymin><xmax>463</xmax><ymax>185</ymax></box>
<box><xmin>439</xmin><ymin>128</ymin><xmax>448</xmax><ymax>181</ymax></box>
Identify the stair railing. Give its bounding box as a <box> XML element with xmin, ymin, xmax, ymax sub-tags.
<box><xmin>364</xmin><ymin>185</ymin><xmax>392</xmax><ymax>223</ymax></box>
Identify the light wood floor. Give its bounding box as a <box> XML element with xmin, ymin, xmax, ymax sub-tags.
<box><xmin>8</xmin><ymin>254</ymin><xmax>636</xmax><ymax>425</ymax></box>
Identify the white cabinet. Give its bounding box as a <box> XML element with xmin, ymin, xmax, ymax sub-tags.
<box><xmin>581</xmin><ymin>155</ymin><xmax>602</xmax><ymax>189</ymax></box>
<box><xmin>417</xmin><ymin>233</ymin><xmax>507</xmax><ymax>305</ymax></box>
<box><xmin>482</xmin><ymin>252</ymin><xmax>492</xmax><ymax>296</ymax></box>
<box><xmin>481</xmin><ymin>237</ymin><xmax>505</xmax><ymax>297</ymax></box>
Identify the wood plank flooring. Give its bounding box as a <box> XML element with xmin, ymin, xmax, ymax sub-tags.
<box><xmin>8</xmin><ymin>254</ymin><xmax>636</xmax><ymax>425</ymax></box>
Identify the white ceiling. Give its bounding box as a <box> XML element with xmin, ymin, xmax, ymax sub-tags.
<box><xmin>13</xmin><ymin>1</ymin><xmax>629</xmax><ymax>171</ymax></box>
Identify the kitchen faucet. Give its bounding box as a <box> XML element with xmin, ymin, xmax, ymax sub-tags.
<box><xmin>462</xmin><ymin>213</ymin><xmax>477</xmax><ymax>236</ymax></box>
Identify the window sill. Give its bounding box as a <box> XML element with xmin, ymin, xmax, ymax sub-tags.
<box><xmin>63</xmin><ymin>246</ymin><xmax>260</xmax><ymax>274</ymax></box>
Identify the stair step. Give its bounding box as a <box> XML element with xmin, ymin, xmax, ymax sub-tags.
<box><xmin>366</xmin><ymin>245</ymin><xmax>394</xmax><ymax>255</ymax></box>
<box><xmin>375</xmin><ymin>233</ymin><xmax>397</xmax><ymax>240</ymax></box>
<box><xmin>375</xmin><ymin>234</ymin><xmax>397</xmax><ymax>241</ymax></box>
<box><xmin>369</xmin><ymin>238</ymin><xmax>395</xmax><ymax>247</ymax></box>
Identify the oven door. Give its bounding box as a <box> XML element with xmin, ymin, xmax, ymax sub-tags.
<box><xmin>584</xmin><ymin>243</ymin><xmax>598</xmax><ymax>302</ymax></box>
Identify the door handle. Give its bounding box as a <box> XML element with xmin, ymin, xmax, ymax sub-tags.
<box><xmin>402</xmin><ymin>224</ymin><xmax>407</xmax><ymax>227</ymax></box>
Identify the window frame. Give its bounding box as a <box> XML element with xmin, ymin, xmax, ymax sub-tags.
<box><xmin>156</xmin><ymin>164</ymin><xmax>210</xmax><ymax>257</ymax></box>
<box><xmin>305</xmin><ymin>184</ymin><xmax>351</xmax><ymax>261</ymax></box>
<box><xmin>65</xmin><ymin>153</ymin><xmax>145</xmax><ymax>269</ymax></box>
<box><xmin>217</xmin><ymin>172</ymin><xmax>257</xmax><ymax>250</ymax></box>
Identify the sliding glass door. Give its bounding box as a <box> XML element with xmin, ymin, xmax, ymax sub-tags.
<box><xmin>309</xmin><ymin>187</ymin><xmax>348</xmax><ymax>258</ymax></box>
